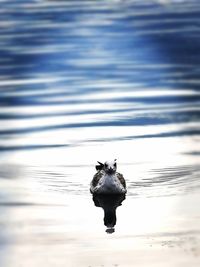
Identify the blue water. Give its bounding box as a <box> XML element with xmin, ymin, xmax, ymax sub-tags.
<box><xmin>0</xmin><ymin>1</ymin><xmax>200</xmax><ymax>266</ymax></box>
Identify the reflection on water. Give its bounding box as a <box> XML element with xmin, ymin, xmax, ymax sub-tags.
<box><xmin>92</xmin><ymin>194</ymin><xmax>126</xmax><ymax>234</ymax></box>
<box><xmin>0</xmin><ymin>0</ymin><xmax>200</xmax><ymax>266</ymax></box>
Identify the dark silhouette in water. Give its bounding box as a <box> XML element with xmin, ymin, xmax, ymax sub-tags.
<box><xmin>92</xmin><ymin>194</ymin><xmax>126</xmax><ymax>234</ymax></box>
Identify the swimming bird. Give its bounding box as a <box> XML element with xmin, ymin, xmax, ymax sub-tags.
<box><xmin>90</xmin><ymin>159</ymin><xmax>126</xmax><ymax>194</ymax></box>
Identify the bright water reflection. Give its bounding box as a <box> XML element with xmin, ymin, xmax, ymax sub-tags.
<box><xmin>0</xmin><ymin>0</ymin><xmax>200</xmax><ymax>266</ymax></box>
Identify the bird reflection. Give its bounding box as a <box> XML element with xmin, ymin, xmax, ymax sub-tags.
<box><xmin>92</xmin><ymin>194</ymin><xmax>126</xmax><ymax>234</ymax></box>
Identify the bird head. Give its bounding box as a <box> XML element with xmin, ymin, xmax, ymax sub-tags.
<box><xmin>103</xmin><ymin>159</ymin><xmax>117</xmax><ymax>175</ymax></box>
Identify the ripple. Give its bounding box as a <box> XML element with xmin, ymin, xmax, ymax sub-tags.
<box><xmin>0</xmin><ymin>1</ymin><xmax>199</xmax><ymax>188</ymax></box>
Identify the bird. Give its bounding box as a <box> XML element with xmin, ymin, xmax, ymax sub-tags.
<box><xmin>90</xmin><ymin>159</ymin><xmax>127</xmax><ymax>194</ymax></box>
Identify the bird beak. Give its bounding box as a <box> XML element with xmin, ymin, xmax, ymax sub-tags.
<box><xmin>108</xmin><ymin>167</ymin><xmax>114</xmax><ymax>174</ymax></box>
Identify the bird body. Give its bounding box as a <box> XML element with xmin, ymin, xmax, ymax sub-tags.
<box><xmin>90</xmin><ymin>160</ymin><xmax>126</xmax><ymax>194</ymax></box>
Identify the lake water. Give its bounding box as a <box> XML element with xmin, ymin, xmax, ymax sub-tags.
<box><xmin>0</xmin><ymin>0</ymin><xmax>200</xmax><ymax>266</ymax></box>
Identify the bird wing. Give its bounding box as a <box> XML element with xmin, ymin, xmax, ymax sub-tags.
<box><xmin>116</xmin><ymin>172</ymin><xmax>126</xmax><ymax>188</ymax></box>
<box><xmin>91</xmin><ymin>171</ymin><xmax>104</xmax><ymax>188</ymax></box>
<box><xmin>95</xmin><ymin>161</ymin><xmax>104</xmax><ymax>171</ymax></box>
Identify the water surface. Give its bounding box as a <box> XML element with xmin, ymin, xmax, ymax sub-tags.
<box><xmin>0</xmin><ymin>0</ymin><xmax>200</xmax><ymax>266</ymax></box>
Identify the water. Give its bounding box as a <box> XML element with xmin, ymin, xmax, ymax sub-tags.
<box><xmin>0</xmin><ymin>0</ymin><xmax>200</xmax><ymax>266</ymax></box>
